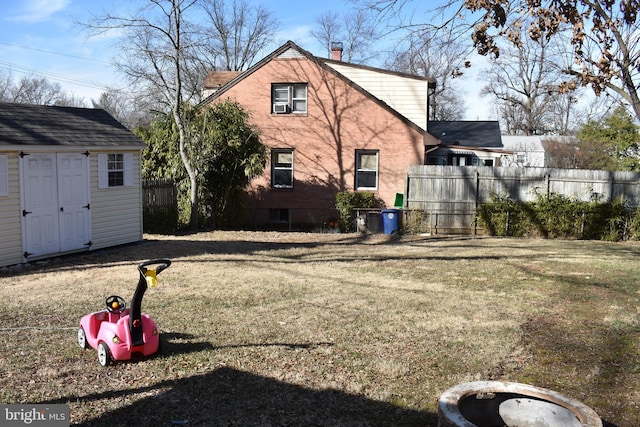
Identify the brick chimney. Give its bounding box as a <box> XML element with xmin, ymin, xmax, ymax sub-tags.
<box><xmin>331</xmin><ymin>42</ymin><xmax>343</xmax><ymax>61</ymax></box>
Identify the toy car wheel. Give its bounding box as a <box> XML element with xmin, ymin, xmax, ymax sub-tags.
<box><xmin>77</xmin><ymin>327</ymin><xmax>89</xmax><ymax>349</ymax></box>
<box><xmin>97</xmin><ymin>342</ymin><xmax>111</xmax><ymax>367</ymax></box>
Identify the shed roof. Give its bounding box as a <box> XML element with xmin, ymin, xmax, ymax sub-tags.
<box><xmin>0</xmin><ymin>103</ymin><xmax>145</xmax><ymax>148</ymax></box>
<box><xmin>428</xmin><ymin>121</ymin><xmax>503</xmax><ymax>148</ymax></box>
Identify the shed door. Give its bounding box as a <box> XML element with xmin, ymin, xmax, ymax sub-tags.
<box><xmin>21</xmin><ymin>153</ymin><xmax>90</xmax><ymax>258</ymax></box>
<box><xmin>57</xmin><ymin>153</ymin><xmax>90</xmax><ymax>252</ymax></box>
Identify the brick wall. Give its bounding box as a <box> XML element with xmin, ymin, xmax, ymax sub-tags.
<box><xmin>210</xmin><ymin>55</ymin><xmax>425</xmax><ymax>229</ymax></box>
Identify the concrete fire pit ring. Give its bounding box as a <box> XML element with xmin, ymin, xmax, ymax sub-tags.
<box><xmin>437</xmin><ymin>381</ymin><xmax>602</xmax><ymax>427</ymax></box>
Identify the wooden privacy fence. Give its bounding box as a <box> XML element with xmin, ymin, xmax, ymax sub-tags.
<box><xmin>404</xmin><ymin>165</ymin><xmax>640</xmax><ymax>234</ymax></box>
<box><xmin>142</xmin><ymin>178</ymin><xmax>178</xmax><ymax>234</ymax></box>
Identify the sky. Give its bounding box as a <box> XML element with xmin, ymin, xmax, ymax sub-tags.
<box><xmin>0</xmin><ymin>0</ymin><xmax>491</xmax><ymax>119</ymax></box>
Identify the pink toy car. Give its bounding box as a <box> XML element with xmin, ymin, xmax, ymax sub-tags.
<box><xmin>78</xmin><ymin>259</ymin><xmax>171</xmax><ymax>366</ymax></box>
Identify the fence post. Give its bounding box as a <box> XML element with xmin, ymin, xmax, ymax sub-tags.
<box><xmin>545</xmin><ymin>173</ymin><xmax>551</xmax><ymax>198</ymax></box>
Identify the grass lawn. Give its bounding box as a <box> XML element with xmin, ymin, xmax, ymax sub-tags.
<box><xmin>1</xmin><ymin>231</ymin><xmax>639</xmax><ymax>426</ymax></box>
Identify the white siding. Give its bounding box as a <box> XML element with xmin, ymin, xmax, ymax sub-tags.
<box><xmin>277</xmin><ymin>48</ymin><xmax>305</xmax><ymax>59</ymax></box>
<box><xmin>0</xmin><ymin>153</ymin><xmax>23</xmax><ymax>267</ymax></box>
<box><xmin>325</xmin><ymin>62</ymin><xmax>429</xmax><ymax>130</ymax></box>
<box><xmin>90</xmin><ymin>151</ymin><xmax>143</xmax><ymax>250</ymax></box>
<box><xmin>501</xmin><ymin>135</ymin><xmax>549</xmax><ymax>168</ymax></box>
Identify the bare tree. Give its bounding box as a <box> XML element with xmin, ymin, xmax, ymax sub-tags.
<box><xmin>361</xmin><ymin>1</ymin><xmax>640</xmax><ymax>121</ymax></box>
<box><xmin>311</xmin><ymin>9</ymin><xmax>379</xmax><ymax>64</ymax></box>
<box><xmin>86</xmin><ymin>0</ymin><xmax>213</xmax><ymax>230</ymax></box>
<box><xmin>0</xmin><ymin>71</ymin><xmax>13</xmax><ymax>101</ymax></box>
<box><xmin>91</xmin><ymin>88</ymin><xmax>160</xmax><ymax>129</ymax></box>
<box><xmin>386</xmin><ymin>30</ymin><xmax>467</xmax><ymax>120</ymax></box>
<box><xmin>0</xmin><ymin>71</ymin><xmax>85</xmax><ymax>106</ymax></box>
<box><xmin>480</xmin><ymin>33</ymin><xmax>570</xmax><ymax>135</ymax></box>
<box><xmin>201</xmin><ymin>0</ymin><xmax>279</xmax><ymax>71</ymax></box>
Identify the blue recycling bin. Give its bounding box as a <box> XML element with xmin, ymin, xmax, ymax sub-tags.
<box><xmin>381</xmin><ymin>209</ymin><xmax>401</xmax><ymax>234</ymax></box>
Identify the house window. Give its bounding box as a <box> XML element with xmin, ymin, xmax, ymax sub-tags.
<box><xmin>355</xmin><ymin>150</ymin><xmax>378</xmax><ymax>190</ymax></box>
<box><xmin>272</xmin><ymin>84</ymin><xmax>307</xmax><ymax>114</ymax></box>
<box><xmin>451</xmin><ymin>155</ymin><xmax>469</xmax><ymax>166</ymax></box>
<box><xmin>269</xmin><ymin>208</ymin><xmax>290</xmax><ymax>223</ymax></box>
<box><xmin>428</xmin><ymin>156</ymin><xmax>447</xmax><ymax>165</ymax></box>
<box><xmin>272</xmin><ymin>149</ymin><xmax>294</xmax><ymax>188</ymax></box>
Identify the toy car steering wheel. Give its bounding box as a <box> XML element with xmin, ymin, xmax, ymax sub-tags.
<box><xmin>105</xmin><ymin>295</ymin><xmax>126</xmax><ymax>314</ymax></box>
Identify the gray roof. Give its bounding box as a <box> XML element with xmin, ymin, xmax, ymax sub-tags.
<box><xmin>428</xmin><ymin>121</ymin><xmax>503</xmax><ymax>148</ymax></box>
<box><xmin>0</xmin><ymin>103</ymin><xmax>145</xmax><ymax>148</ymax></box>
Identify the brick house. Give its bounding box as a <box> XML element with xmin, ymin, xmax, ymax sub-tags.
<box><xmin>203</xmin><ymin>40</ymin><xmax>439</xmax><ymax>229</ymax></box>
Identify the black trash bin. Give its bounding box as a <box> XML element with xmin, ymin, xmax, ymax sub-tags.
<box><xmin>381</xmin><ymin>209</ymin><xmax>401</xmax><ymax>234</ymax></box>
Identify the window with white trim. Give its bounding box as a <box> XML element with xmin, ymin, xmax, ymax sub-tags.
<box><xmin>271</xmin><ymin>149</ymin><xmax>294</xmax><ymax>188</ymax></box>
<box><xmin>355</xmin><ymin>150</ymin><xmax>379</xmax><ymax>190</ymax></box>
<box><xmin>108</xmin><ymin>153</ymin><xmax>124</xmax><ymax>186</ymax></box>
<box><xmin>272</xmin><ymin>84</ymin><xmax>307</xmax><ymax>114</ymax></box>
<box><xmin>98</xmin><ymin>153</ymin><xmax>133</xmax><ymax>188</ymax></box>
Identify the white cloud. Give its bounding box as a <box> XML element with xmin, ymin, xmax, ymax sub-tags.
<box><xmin>7</xmin><ymin>0</ymin><xmax>71</xmax><ymax>23</ymax></box>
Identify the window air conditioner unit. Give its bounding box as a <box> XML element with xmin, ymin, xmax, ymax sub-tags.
<box><xmin>273</xmin><ymin>103</ymin><xmax>288</xmax><ymax>114</ymax></box>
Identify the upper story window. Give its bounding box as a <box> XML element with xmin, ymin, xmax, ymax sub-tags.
<box><xmin>355</xmin><ymin>150</ymin><xmax>379</xmax><ymax>190</ymax></box>
<box><xmin>272</xmin><ymin>84</ymin><xmax>307</xmax><ymax>114</ymax></box>
<box><xmin>272</xmin><ymin>149</ymin><xmax>294</xmax><ymax>188</ymax></box>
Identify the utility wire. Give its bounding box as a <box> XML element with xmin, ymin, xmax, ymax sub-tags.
<box><xmin>0</xmin><ymin>41</ymin><xmax>119</xmax><ymax>90</ymax></box>
<box><xmin>0</xmin><ymin>61</ymin><xmax>113</xmax><ymax>90</ymax></box>
<box><xmin>0</xmin><ymin>41</ymin><xmax>112</xmax><ymax>65</ymax></box>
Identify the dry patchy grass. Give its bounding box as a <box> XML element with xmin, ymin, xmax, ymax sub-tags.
<box><xmin>1</xmin><ymin>232</ymin><xmax>639</xmax><ymax>426</ymax></box>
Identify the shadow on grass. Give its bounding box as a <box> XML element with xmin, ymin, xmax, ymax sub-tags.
<box><xmin>158</xmin><ymin>332</ymin><xmax>334</xmax><ymax>355</ymax></box>
<box><xmin>58</xmin><ymin>334</ymin><xmax>436</xmax><ymax>425</ymax></box>
<box><xmin>42</xmin><ymin>366</ymin><xmax>437</xmax><ymax>426</ymax></box>
<box><xmin>1</xmin><ymin>235</ymin><xmax>515</xmax><ymax>278</ymax></box>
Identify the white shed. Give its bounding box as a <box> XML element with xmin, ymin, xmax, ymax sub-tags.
<box><xmin>0</xmin><ymin>103</ymin><xmax>146</xmax><ymax>267</ymax></box>
<box><xmin>501</xmin><ymin>135</ymin><xmax>550</xmax><ymax>167</ymax></box>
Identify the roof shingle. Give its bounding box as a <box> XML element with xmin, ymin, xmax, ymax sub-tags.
<box><xmin>0</xmin><ymin>103</ymin><xmax>145</xmax><ymax>148</ymax></box>
<box><xmin>428</xmin><ymin>121</ymin><xmax>503</xmax><ymax>148</ymax></box>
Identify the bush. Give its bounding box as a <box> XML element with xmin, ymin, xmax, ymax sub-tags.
<box><xmin>335</xmin><ymin>192</ymin><xmax>382</xmax><ymax>232</ymax></box>
<box><xmin>478</xmin><ymin>194</ymin><xmax>636</xmax><ymax>241</ymax></box>
<box><xmin>477</xmin><ymin>196</ymin><xmax>535</xmax><ymax>237</ymax></box>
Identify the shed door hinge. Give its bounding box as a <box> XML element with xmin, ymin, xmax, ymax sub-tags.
<box><xmin>22</xmin><ymin>210</ymin><xmax>32</xmax><ymax>216</ymax></box>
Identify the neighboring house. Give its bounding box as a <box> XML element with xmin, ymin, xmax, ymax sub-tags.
<box><xmin>426</xmin><ymin>121</ymin><xmax>512</xmax><ymax>166</ymax></box>
<box><xmin>201</xmin><ymin>71</ymin><xmax>241</xmax><ymax>100</ymax></box>
<box><xmin>0</xmin><ymin>103</ymin><xmax>146</xmax><ymax>267</ymax></box>
<box><xmin>203</xmin><ymin>40</ymin><xmax>439</xmax><ymax>228</ymax></box>
<box><xmin>500</xmin><ymin>135</ymin><xmax>550</xmax><ymax>167</ymax></box>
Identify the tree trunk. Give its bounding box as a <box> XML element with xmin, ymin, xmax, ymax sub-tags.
<box><xmin>171</xmin><ymin>0</ymin><xmax>198</xmax><ymax>231</ymax></box>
